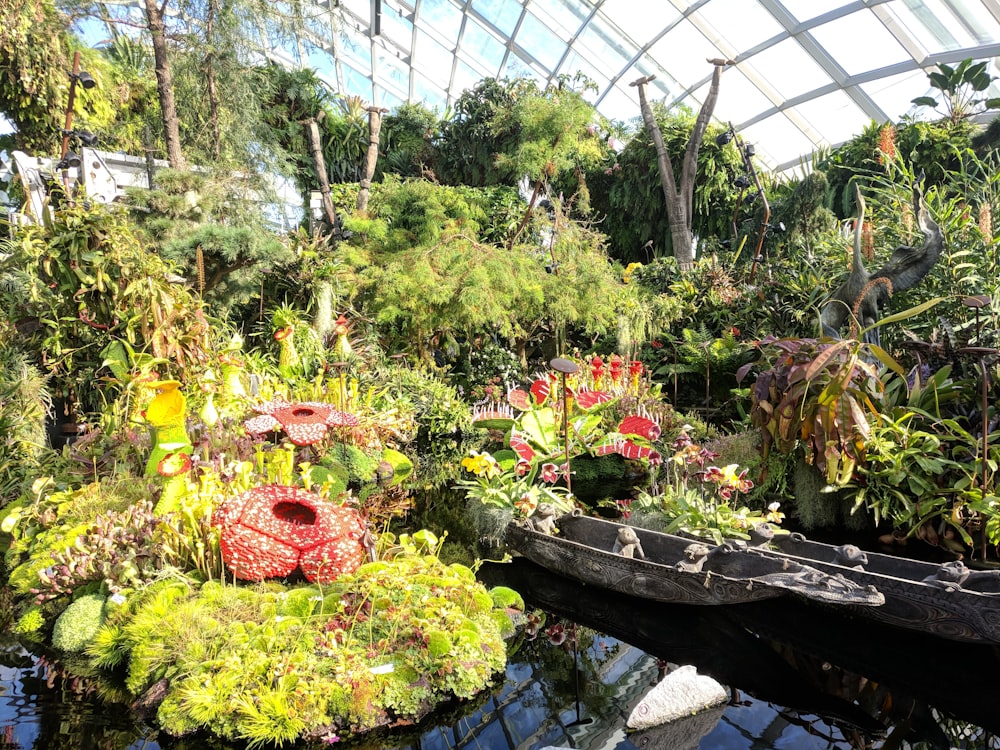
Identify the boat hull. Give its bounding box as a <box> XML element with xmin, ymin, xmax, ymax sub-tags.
<box><xmin>769</xmin><ymin>532</ymin><xmax>1000</xmax><ymax>644</ymax></box>
<box><xmin>506</xmin><ymin>514</ymin><xmax>883</xmax><ymax>608</ymax></box>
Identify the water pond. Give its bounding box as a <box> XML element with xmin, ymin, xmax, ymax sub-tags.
<box><xmin>1</xmin><ymin>558</ymin><xmax>997</xmax><ymax>750</ymax></box>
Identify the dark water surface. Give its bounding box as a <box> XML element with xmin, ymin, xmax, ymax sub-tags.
<box><xmin>2</xmin><ymin>559</ymin><xmax>999</xmax><ymax>749</ymax></box>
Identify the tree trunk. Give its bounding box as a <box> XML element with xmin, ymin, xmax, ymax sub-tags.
<box><xmin>204</xmin><ymin>0</ymin><xmax>221</xmax><ymax>161</ymax></box>
<box><xmin>304</xmin><ymin>116</ymin><xmax>338</xmax><ymax>229</ymax></box>
<box><xmin>507</xmin><ymin>177</ymin><xmax>543</xmax><ymax>250</ymax></box>
<box><xmin>681</xmin><ymin>63</ymin><xmax>726</xmax><ymax>227</ymax></box>
<box><xmin>631</xmin><ymin>60</ymin><xmax>730</xmax><ymax>272</ymax></box>
<box><xmin>143</xmin><ymin>0</ymin><xmax>186</xmax><ymax>170</ymax></box>
<box><xmin>357</xmin><ymin>106</ymin><xmax>388</xmax><ymax>213</ymax></box>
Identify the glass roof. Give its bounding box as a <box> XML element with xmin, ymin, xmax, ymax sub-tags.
<box><xmin>278</xmin><ymin>0</ymin><xmax>1000</xmax><ymax>173</ymax></box>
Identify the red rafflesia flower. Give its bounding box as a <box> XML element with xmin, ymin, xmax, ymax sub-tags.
<box><xmin>244</xmin><ymin>399</ymin><xmax>360</xmax><ymax>446</ymax></box>
<box><xmin>212</xmin><ymin>484</ymin><xmax>370</xmax><ymax>584</ymax></box>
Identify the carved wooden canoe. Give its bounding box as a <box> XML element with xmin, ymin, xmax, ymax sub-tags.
<box><xmin>506</xmin><ymin>513</ymin><xmax>884</xmax><ymax>608</ymax></box>
<box><xmin>766</xmin><ymin>530</ymin><xmax>1000</xmax><ymax>643</ymax></box>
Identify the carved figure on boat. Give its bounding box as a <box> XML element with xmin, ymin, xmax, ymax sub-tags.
<box><xmin>613</xmin><ymin>526</ymin><xmax>646</xmax><ymax>559</ymax></box>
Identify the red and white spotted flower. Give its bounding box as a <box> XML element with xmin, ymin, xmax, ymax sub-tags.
<box><xmin>244</xmin><ymin>399</ymin><xmax>360</xmax><ymax>446</ymax></box>
<box><xmin>212</xmin><ymin>484</ymin><xmax>371</xmax><ymax>584</ymax></box>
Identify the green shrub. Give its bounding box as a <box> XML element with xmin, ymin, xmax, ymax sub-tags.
<box><xmin>52</xmin><ymin>593</ymin><xmax>108</xmax><ymax>653</ymax></box>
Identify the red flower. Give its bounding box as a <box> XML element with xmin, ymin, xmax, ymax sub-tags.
<box><xmin>590</xmin><ymin>355</ymin><xmax>605</xmax><ymax>381</ymax></box>
<box><xmin>650</xmin><ymin>340</ymin><xmax>663</xmax><ymax>349</ymax></box>
<box><xmin>609</xmin><ymin>355</ymin><xmax>624</xmax><ymax>382</ymax></box>
<box><xmin>213</xmin><ymin>484</ymin><xmax>369</xmax><ymax>584</ymax></box>
<box><xmin>245</xmin><ymin>399</ymin><xmax>359</xmax><ymax>446</ymax></box>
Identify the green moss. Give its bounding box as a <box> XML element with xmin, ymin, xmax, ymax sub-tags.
<box><xmin>321</xmin><ymin>444</ymin><xmax>380</xmax><ymax>485</ymax></box>
<box><xmin>23</xmin><ymin>526</ymin><xmax>510</xmax><ymax>746</ymax></box>
<box><xmin>157</xmin><ymin>693</ymin><xmax>204</xmax><ymax>738</ymax></box>
<box><xmin>426</xmin><ymin>630</ymin><xmax>453</xmax><ymax>657</ymax></box>
<box><xmin>793</xmin><ymin>458</ymin><xmax>870</xmax><ymax>532</ymax></box>
<box><xmin>276</xmin><ymin>586</ymin><xmax>322</xmax><ymax>619</ymax></box>
<box><xmin>490</xmin><ymin>609</ymin><xmax>520</xmax><ymax>639</ymax></box>
<box><xmin>488</xmin><ymin>585</ymin><xmax>524</xmax><ymax>611</ymax></box>
<box><xmin>14</xmin><ymin>605</ymin><xmax>45</xmax><ymax>636</ymax></box>
<box><xmin>52</xmin><ymin>593</ymin><xmax>107</xmax><ymax>653</ymax></box>
<box><xmin>470</xmin><ymin>590</ymin><xmax>494</xmax><ymax>612</ymax></box>
<box><xmin>305</xmin><ymin>462</ymin><xmax>348</xmax><ymax>498</ymax></box>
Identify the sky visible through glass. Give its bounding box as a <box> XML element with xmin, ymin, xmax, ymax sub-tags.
<box><xmin>5</xmin><ymin>0</ymin><xmax>1000</xmax><ymax>175</ymax></box>
<box><xmin>297</xmin><ymin>0</ymin><xmax>1000</xmax><ymax>173</ymax></box>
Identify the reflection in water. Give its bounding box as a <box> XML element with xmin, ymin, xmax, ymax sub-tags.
<box><xmin>2</xmin><ymin>561</ymin><xmax>1000</xmax><ymax>749</ymax></box>
<box><xmin>0</xmin><ymin>641</ymin><xmax>159</xmax><ymax>750</ymax></box>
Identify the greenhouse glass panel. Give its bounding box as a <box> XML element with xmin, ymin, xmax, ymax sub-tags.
<box><xmin>412</xmin><ymin>74</ymin><xmax>447</xmax><ymax>109</ymax></box>
<box><xmin>471</xmin><ymin>0</ymin><xmax>524</xmax><ymax>37</ymax></box>
<box><xmin>528</xmin><ymin>0</ymin><xmax>587</xmax><ymax>38</ymax></box>
<box><xmin>461</xmin><ymin>16</ymin><xmax>507</xmax><ymax>73</ymax></box>
<box><xmin>414</xmin><ymin>29</ymin><xmax>453</xmax><ymax>88</ymax></box>
<box><xmin>416</xmin><ymin>0</ymin><xmax>464</xmax><ymax>45</ymax></box>
<box><xmin>792</xmin><ymin>89</ymin><xmax>872</xmax><ymax>147</ymax></box>
<box><xmin>516</xmin><ymin>10</ymin><xmax>567</xmax><ymax>71</ymax></box>
<box><xmin>381</xmin><ymin>2</ymin><xmax>413</xmax><ymax>51</ymax></box>
<box><xmin>747</xmin><ymin>38</ymin><xmax>832</xmax><ymax>101</ymax></box>
<box><xmin>860</xmin><ymin>69</ymin><xmax>943</xmax><ymax>121</ymax></box>
<box><xmin>647</xmin><ymin>28</ymin><xmax>720</xmax><ymax>92</ymax></box>
<box><xmin>778</xmin><ymin>0</ymin><xmax>854</xmax><ymax>21</ymax></box>
<box><xmin>453</xmin><ymin>57</ymin><xmax>489</xmax><ymax>94</ymax></box>
<box><xmin>891</xmin><ymin>0</ymin><xmax>1000</xmax><ymax>50</ymax></box>
<box><xmin>694</xmin><ymin>0</ymin><xmax>783</xmax><ymax>52</ymax></box>
<box><xmin>810</xmin><ymin>11</ymin><xmax>911</xmax><ymax>76</ymax></box>
<box><xmin>600</xmin><ymin>0</ymin><xmax>680</xmax><ymax>44</ymax></box>
<box><xmin>340</xmin><ymin>0</ymin><xmax>369</xmax><ymax>21</ymax></box>
<box><xmin>576</xmin><ymin>13</ymin><xmax>632</xmax><ymax>74</ymax></box>
<box><xmin>706</xmin><ymin>68</ymin><xmax>774</xmax><ymax>124</ymax></box>
<box><xmin>741</xmin><ymin>111</ymin><xmax>816</xmax><ymax>169</ymax></box>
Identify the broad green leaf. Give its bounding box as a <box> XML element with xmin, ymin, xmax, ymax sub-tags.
<box><xmin>867</xmin><ymin>343</ymin><xmax>905</xmax><ymax>377</ymax></box>
<box><xmin>863</xmin><ymin>297</ymin><xmax>946</xmax><ymax>330</ymax></box>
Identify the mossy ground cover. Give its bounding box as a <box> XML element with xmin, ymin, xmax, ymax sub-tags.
<box><xmin>1</xmin><ymin>481</ymin><xmax>521</xmax><ymax>748</ymax></box>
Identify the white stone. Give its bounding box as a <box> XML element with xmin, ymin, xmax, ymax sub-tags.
<box><xmin>626</xmin><ymin>665</ymin><xmax>728</xmax><ymax>730</ymax></box>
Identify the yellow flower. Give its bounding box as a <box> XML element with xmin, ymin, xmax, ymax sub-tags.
<box><xmin>622</xmin><ymin>262</ymin><xmax>643</xmax><ymax>284</ymax></box>
<box><xmin>719</xmin><ymin>464</ymin><xmax>741</xmax><ymax>486</ymax></box>
<box><xmin>766</xmin><ymin>502</ymin><xmax>785</xmax><ymax>524</ymax></box>
<box><xmin>461</xmin><ymin>451</ymin><xmax>498</xmax><ymax>478</ymax></box>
